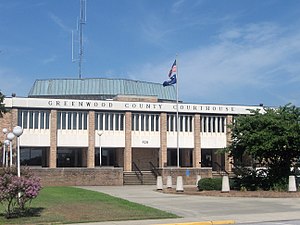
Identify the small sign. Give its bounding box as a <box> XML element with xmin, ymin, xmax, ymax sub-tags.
<box><xmin>186</xmin><ymin>169</ymin><xmax>190</xmax><ymax>177</ymax></box>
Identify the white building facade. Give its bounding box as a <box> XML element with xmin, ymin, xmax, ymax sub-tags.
<box><xmin>0</xmin><ymin>78</ymin><xmax>263</xmax><ymax>185</ymax></box>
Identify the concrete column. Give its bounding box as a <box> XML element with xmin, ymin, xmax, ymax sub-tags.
<box><xmin>159</xmin><ymin>112</ymin><xmax>167</xmax><ymax>168</ymax></box>
<box><xmin>87</xmin><ymin>111</ymin><xmax>95</xmax><ymax>168</ymax></box>
<box><xmin>156</xmin><ymin>176</ymin><xmax>163</xmax><ymax>190</ymax></box>
<box><xmin>124</xmin><ymin>112</ymin><xmax>132</xmax><ymax>171</ymax></box>
<box><xmin>225</xmin><ymin>115</ymin><xmax>233</xmax><ymax>172</ymax></box>
<box><xmin>49</xmin><ymin>110</ymin><xmax>57</xmax><ymax>168</ymax></box>
<box><xmin>221</xmin><ymin>175</ymin><xmax>230</xmax><ymax>192</ymax></box>
<box><xmin>176</xmin><ymin>176</ymin><xmax>184</xmax><ymax>192</ymax></box>
<box><xmin>193</xmin><ymin>114</ymin><xmax>201</xmax><ymax>168</ymax></box>
<box><xmin>289</xmin><ymin>175</ymin><xmax>297</xmax><ymax>192</ymax></box>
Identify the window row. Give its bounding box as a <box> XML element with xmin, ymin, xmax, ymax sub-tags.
<box><xmin>95</xmin><ymin>112</ymin><xmax>124</xmax><ymax>131</ymax></box>
<box><xmin>17</xmin><ymin>110</ymin><xmax>227</xmax><ymax>133</ymax></box>
<box><xmin>131</xmin><ymin>113</ymin><xmax>160</xmax><ymax>131</ymax></box>
<box><xmin>201</xmin><ymin>116</ymin><xmax>226</xmax><ymax>133</ymax></box>
<box><xmin>18</xmin><ymin>110</ymin><xmax>50</xmax><ymax>129</ymax></box>
<box><xmin>167</xmin><ymin>114</ymin><xmax>193</xmax><ymax>132</ymax></box>
<box><xmin>57</xmin><ymin>111</ymin><xmax>88</xmax><ymax>130</ymax></box>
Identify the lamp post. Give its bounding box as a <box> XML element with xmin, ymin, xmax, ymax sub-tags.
<box><xmin>97</xmin><ymin>131</ymin><xmax>103</xmax><ymax>167</ymax></box>
<box><xmin>3</xmin><ymin>140</ymin><xmax>10</xmax><ymax>167</ymax></box>
<box><xmin>6</xmin><ymin>132</ymin><xmax>15</xmax><ymax>167</ymax></box>
<box><xmin>2</xmin><ymin>128</ymin><xmax>8</xmax><ymax>167</ymax></box>
<box><xmin>13</xmin><ymin>126</ymin><xmax>23</xmax><ymax>177</ymax></box>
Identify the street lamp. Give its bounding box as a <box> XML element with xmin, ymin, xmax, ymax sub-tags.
<box><xmin>2</xmin><ymin>128</ymin><xmax>8</xmax><ymax>167</ymax></box>
<box><xmin>13</xmin><ymin>126</ymin><xmax>23</xmax><ymax>177</ymax></box>
<box><xmin>97</xmin><ymin>131</ymin><xmax>103</xmax><ymax>167</ymax></box>
<box><xmin>6</xmin><ymin>132</ymin><xmax>15</xmax><ymax>167</ymax></box>
<box><xmin>3</xmin><ymin>140</ymin><xmax>10</xmax><ymax>167</ymax></box>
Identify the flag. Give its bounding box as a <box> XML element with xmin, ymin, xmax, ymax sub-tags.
<box><xmin>163</xmin><ymin>60</ymin><xmax>177</xmax><ymax>87</ymax></box>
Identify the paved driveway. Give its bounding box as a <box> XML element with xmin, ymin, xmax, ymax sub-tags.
<box><xmin>75</xmin><ymin>185</ymin><xmax>300</xmax><ymax>225</ymax></box>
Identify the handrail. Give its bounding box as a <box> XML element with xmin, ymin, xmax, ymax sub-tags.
<box><xmin>214</xmin><ymin>162</ymin><xmax>229</xmax><ymax>176</ymax></box>
<box><xmin>149</xmin><ymin>161</ymin><xmax>160</xmax><ymax>177</ymax></box>
<box><xmin>132</xmin><ymin>162</ymin><xmax>143</xmax><ymax>184</ymax></box>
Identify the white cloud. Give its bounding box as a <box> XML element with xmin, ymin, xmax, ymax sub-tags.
<box><xmin>42</xmin><ymin>55</ymin><xmax>57</xmax><ymax>64</ymax></box>
<box><xmin>134</xmin><ymin>22</ymin><xmax>300</xmax><ymax>106</ymax></box>
<box><xmin>49</xmin><ymin>12</ymin><xmax>72</xmax><ymax>33</ymax></box>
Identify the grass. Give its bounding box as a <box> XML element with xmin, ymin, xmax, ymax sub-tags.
<box><xmin>0</xmin><ymin>186</ymin><xmax>178</xmax><ymax>224</ymax></box>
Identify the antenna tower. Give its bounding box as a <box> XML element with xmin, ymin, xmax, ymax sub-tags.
<box><xmin>72</xmin><ymin>0</ymin><xmax>86</xmax><ymax>79</ymax></box>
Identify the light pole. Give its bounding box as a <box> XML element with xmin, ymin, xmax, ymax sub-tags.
<box><xmin>13</xmin><ymin>126</ymin><xmax>23</xmax><ymax>177</ymax></box>
<box><xmin>3</xmin><ymin>140</ymin><xmax>10</xmax><ymax>167</ymax></box>
<box><xmin>97</xmin><ymin>131</ymin><xmax>103</xmax><ymax>167</ymax></box>
<box><xmin>6</xmin><ymin>132</ymin><xmax>15</xmax><ymax>167</ymax></box>
<box><xmin>2</xmin><ymin>128</ymin><xmax>8</xmax><ymax>167</ymax></box>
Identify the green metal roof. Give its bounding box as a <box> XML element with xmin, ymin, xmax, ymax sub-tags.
<box><xmin>28</xmin><ymin>78</ymin><xmax>176</xmax><ymax>101</ymax></box>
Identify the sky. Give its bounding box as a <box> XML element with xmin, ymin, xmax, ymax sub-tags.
<box><xmin>1</xmin><ymin>0</ymin><xmax>300</xmax><ymax>107</ymax></box>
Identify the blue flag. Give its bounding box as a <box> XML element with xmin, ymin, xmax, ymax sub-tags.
<box><xmin>163</xmin><ymin>60</ymin><xmax>177</xmax><ymax>87</ymax></box>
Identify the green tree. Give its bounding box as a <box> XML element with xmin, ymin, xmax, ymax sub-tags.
<box><xmin>227</xmin><ymin>104</ymin><xmax>300</xmax><ymax>190</ymax></box>
<box><xmin>0</xmin><ymin>91</ymin><xmax>7</xmax><ymax>118</ymax></box>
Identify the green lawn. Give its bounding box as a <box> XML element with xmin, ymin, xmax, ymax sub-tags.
<box><xmin>0</xmin><ymin>186</ymin><xmax>179</xmax><ymax>224</ymax></box>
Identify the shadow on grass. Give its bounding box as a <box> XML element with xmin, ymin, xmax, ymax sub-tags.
<box><xmin>0</xmin><ymin>207</ymin><xmax>45</xmax><ymax>219</ymax></box>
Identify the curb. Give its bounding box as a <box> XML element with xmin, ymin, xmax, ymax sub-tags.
<box><xmin>153</xmin><ymin>220</ymin><xmax>235</xmax><ymax>225</ymax></box>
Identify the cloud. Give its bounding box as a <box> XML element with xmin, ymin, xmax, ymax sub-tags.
<box><xmin>171</xmin><ymin>0</ymin><xmax>186</xmax><ymax>14</ymax></box>
<box><xmin>134</xmin><ymin>22</ymin><xmax>300</xmax><ymax>106</ymax></box>
<box><xmin>42</xmin><ymin>55</ymin><xmax>57</xmax><ymax>64</ymax></box>
<box><xmin>49</xmin><ymin>12</ymin><xmax>72</xmax><ymax>33</ymax></box>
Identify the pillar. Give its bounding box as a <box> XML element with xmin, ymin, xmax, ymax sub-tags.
<box><xmin>193</xmin><ymin>114</ymin><xmax>201</xmax><ymax>168</ymax></box>
<box><xmin>87</xmin><ymin>111</ymin><xmax>95</xmax><ymax>168</ymax></box>
<box><xmin>49</xmin><ymin>110</ymin><xmax>57</xmax><ymax>168</ymax></box>
<box><xmin>124</xmin><ymin>112</ymin><xmax>132</xmax><ymax>171</ymax></box>
<box><xmin>159</xmin><ymin>112</ymin><xmax>167</xmax><ymax>168</ymax></box>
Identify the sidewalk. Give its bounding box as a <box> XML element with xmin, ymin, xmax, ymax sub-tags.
<box><xmin>72</xmin><ymin>185</ymin><xmax>300</xmax><ymax>225</ymax></box>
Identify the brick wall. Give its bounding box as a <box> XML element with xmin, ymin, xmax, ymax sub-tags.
<box><xmin>31</xmin><ymin>168</ymin><xmax>123</xmax><ymax>186</ymax></box>
<box><xmin>160</xmin><ymin>168</ymin><xmax>212</xmax><ymax>185</ymax></box>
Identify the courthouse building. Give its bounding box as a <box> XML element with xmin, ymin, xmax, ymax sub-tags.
<box><xmin>0</xmin><ymin>78</ymin><xmax>263</xmax><ymax>185</ymax></box>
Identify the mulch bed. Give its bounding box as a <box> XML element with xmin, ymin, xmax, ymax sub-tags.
<box><xmin>161</xmin><ymin>187</ymin><xmax>300</xmax><ymax>198</ymax></box>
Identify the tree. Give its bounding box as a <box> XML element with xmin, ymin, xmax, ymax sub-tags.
<box><xmin>226</xmin><ymin>104</ymin><xmax>300</xmax><ymax>190</ymax></box>
<box><xmin>0</xmin><ymin>167</ymin><xmax>41</xmax><ymax>218</ymax></box>
<box><xmin>0</xmin><ymin>91</ymin><xmax>7</xmax><ymax>118</ymax></box>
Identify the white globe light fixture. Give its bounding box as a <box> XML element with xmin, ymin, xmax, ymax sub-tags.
<box><xmin>2</xmin><ymin>128</ymin><xmax>8</xmax><ymax>134</ymax></box>
<box><xmin>13</xmin><ymin>126</ymin><xmax>23</xmax><ymax>137</ymax></box>
<box><xmin>13</xmin><ymin>126</ymin><xmax>23</xmax><ymax>177</ymax></box>
<box><xmin>6</xmin><ymin>132</ymin><xmax>15</xmax><ymax>141</ymax></box>
<box><xmin>4</xmin><ymin>140</ymin><xmax>10</xmax><ymax>146</ymax></box>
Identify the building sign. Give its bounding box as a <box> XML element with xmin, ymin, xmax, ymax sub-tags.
<box><xmin>5</xmin><ymin>97</ymin><xmax>263</xmax><ymax>115</ymax></box>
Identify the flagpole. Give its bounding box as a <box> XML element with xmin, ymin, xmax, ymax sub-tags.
<box><xmin>176</xmin><ymin>56</ymin><xmax>180</xmax><ymax>168</ymax></box>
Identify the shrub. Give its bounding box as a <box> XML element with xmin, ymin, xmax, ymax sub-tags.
<box><xmin>197</xmin><ymin>178</ymin><xmax>222</xmax><ymax>191</ymax></box>
<box><xmin>0</xmin><ymin>167</ymin><xmax>41</xmax><ymax>218</ymax></box>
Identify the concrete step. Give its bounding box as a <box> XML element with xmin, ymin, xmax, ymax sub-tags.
<box><xmin>123</xmin><ymin>171</ymin><xmax>157</xmax><ymax>185</ymax></box>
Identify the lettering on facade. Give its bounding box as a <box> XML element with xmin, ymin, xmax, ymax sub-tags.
<box><xmin>45</xmin><ymin>99</ymin><xmax>240</xmax><ymax>113</ymax></box>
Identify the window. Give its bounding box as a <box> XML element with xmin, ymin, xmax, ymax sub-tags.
<box><xmin>18</xmin><ymin>110</ymin><xmax>50</xmax><ymax>130</ymax></box>
<box><xmin>57</xmin><ymin>111</ymin><xmax>88</xmax><ymax>130</ymax></box>
<box><xmin>132</xmin><ymin>113</ymin><xmax>159</xmax><ymax>131</ymax></box>
<box><xmin>95</xmin><ymin>112</ymin><xmax>124</xmax><ymax>131</ymax></box>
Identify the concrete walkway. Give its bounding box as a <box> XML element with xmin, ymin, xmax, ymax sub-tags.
<box><xmin>72</xmin><ymin>185</ymin><xmax>300</xmax><ymax>225</ymax></box>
